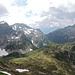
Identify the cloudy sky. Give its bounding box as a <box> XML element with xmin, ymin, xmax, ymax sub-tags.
<box><xmin>0</xmin><ymin>0</ymin><xmax>75</xmax><ymax>33</ymax></box>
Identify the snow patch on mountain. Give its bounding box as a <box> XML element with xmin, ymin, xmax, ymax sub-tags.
<box><xmin>24</xmin><ymin>28</ymin><xmax>36</xmax><ymax>35</ymax></box>
<box><xmin>19</xmin><ymin>26</ymin><xmax>22</xmax><ymax>29</ymax></box>
<box><xmin>30</xmin><ymin>48</ymin><xmax>33</xmax><ymax>51</ymax></box>
<box><xmin>11</xmin><ymin>36</ymin><xmax>20</xmax><ymax>40</ymax></box>
<box><xmin>34</xmin><ymin>33</ymin><xmax>38</xmax><ymax>37</ymax></box>
<box><xmin>13</xmin><ymin>25</ymin><xmax>17</xmax><ymax>30</ymax></box>
<box><xmin>16</xmin><ymin>69</ymin><xmax>29</xmax><ymax>72</ymax></box>
<box><xmin>0</xmin><ymin>48</ymin><xmax>8</xmax><ymax>56</ymax></box>
<box><xmin>31</xmin><ymin>40</ymin><xmax>34</xmax><ymax>43</ymax></box>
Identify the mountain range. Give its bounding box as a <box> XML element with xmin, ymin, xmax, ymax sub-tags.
<box><xmin>0</xmin><ymin>21</ymin><xmax>49</xmax><ymax>56</ymax></box>
<box><xmin>1</xmin><ymin>21</ymin><xmax>75</xmax><ymax>56</ymax></box>
<box><xmin>0</xmin><ymin>21</ymin><xmax>36</xmax><ymax>55</ymax></box>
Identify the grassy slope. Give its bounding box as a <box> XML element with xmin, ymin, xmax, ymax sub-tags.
<box><xmin>0</xmin><ymin>42</ymin><xmax>75</xmax><ymax>75</ymax></box>
<box><xmin>10</xmin><ymin>43</ymin><xmax>75</xmax><ymax>75</ymax></box>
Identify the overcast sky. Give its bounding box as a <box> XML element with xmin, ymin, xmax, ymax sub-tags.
<box><xmin>0</xmin><ymin>0</ymin><xmax>75</xmax><ymax>33</ymax></box>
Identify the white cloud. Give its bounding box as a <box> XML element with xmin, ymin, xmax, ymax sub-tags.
<box><xmin>0</xmin><ymin>4</ymin><xmax>8</xmax><ymax>17</ymax></box>
<box><xmin>39</xmin><ymin>6</ymin><xmax>75</xmax><ymax>27</ymax></box>
<box><xmin>0</xmin><ymin>0</ymin><xmax>51</xmax><ymax>25</ymax></box>
<box><xmin>0</xmin><ymin>0</ymin><xmax>75</xmax><ymax>33</ymax></box>
<box><xmin>26</xmin><ymin>0</ymin><xmax>50</xmax><ymax>14</ymax></box>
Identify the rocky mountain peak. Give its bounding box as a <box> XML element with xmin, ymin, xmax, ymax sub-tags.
<box><xmin>0</xmin><ymin>21</ymin><xmax>8</xmax><ymax>25</ymax></box>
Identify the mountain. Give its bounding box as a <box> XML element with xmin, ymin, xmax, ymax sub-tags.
<box><xmin>0</xmin><ymin>21</ymin><xmax>36</xmax><ymax>55</ymax></box>
<box><xmin>1</xmin><ymin>42</ymin><xmax>75</xmax><ymax>75</ymax></box>
<box><xmin>47</xmin><ymin>24</ymin><xmax>75</xmax><ymax>43</ymax></box>
<box><xmin>5</xmin><ymin>32</ymin><xmax>37</xmax><ymax>54</ymax></box>
<box><xmin>11</xmin><ymin>23</ymin><xmax>49</xmax><ymax>48</ymax></box>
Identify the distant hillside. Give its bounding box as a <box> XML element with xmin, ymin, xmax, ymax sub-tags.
<box><xmin>47</xmin><ymin>24</ymin><xmax>75</xmax><ymax>43</ymax></box>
